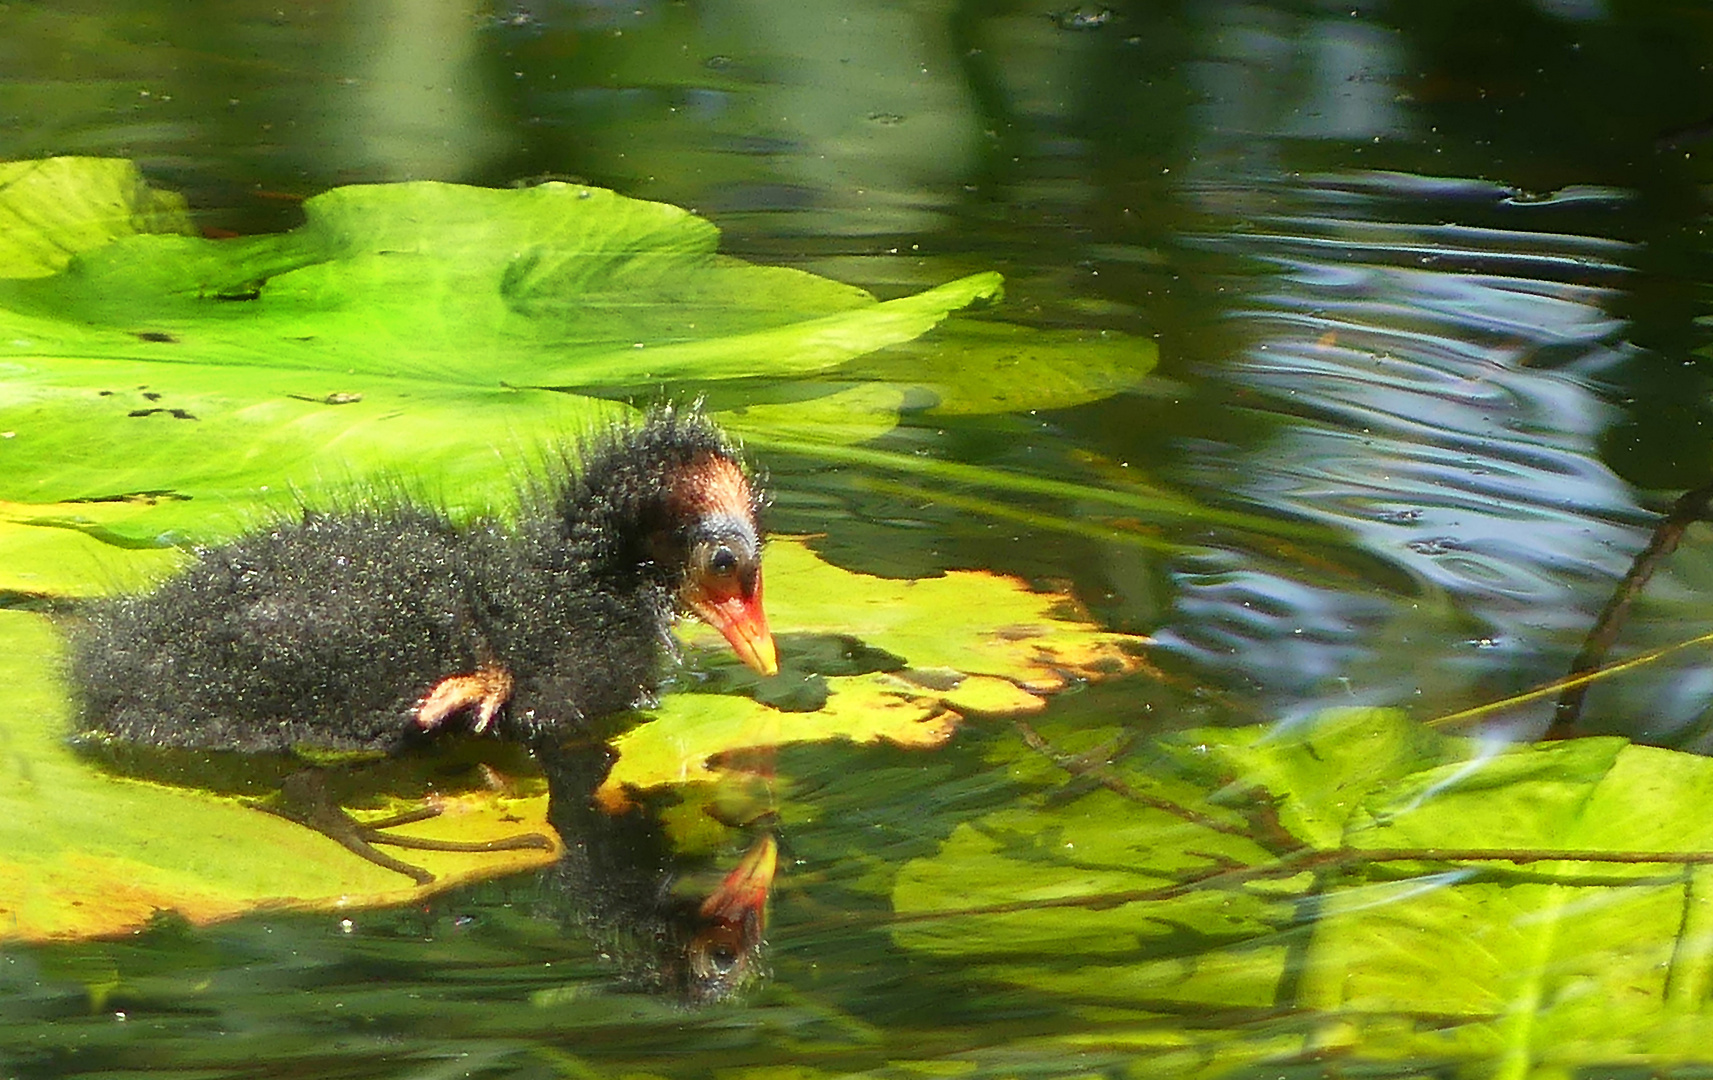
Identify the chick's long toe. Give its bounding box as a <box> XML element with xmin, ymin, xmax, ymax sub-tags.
<box><xmin>269</xmin><ymin>771</ymin><xmax>554</xmax><ymax>886</ymax></box>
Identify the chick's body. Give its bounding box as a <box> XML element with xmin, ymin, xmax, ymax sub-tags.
<box><xmin>69</xmin><ymin>408</ymin><xmax>773</xmax><ymax>756</ymax></box>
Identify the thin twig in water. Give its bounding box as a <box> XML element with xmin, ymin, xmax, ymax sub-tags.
<box><xmin>1552</xmin><ymin>477</ymin><xmax>1713</xmax><ymax>736</ymax></box>
<box><xmin>1014</xmin><ymin>719</ymin><xmax>1253</xmax><ymax>837</ymax></box>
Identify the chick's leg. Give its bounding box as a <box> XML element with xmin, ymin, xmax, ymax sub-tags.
<box><xmin>415</xmin><ymin>662</ymin><xmax>514</xmax><ymax>734</ymax></box>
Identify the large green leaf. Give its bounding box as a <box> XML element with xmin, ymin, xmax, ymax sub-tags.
<box><xmin>891</xmin><ymin>708</ymin><xmax>1713</xmax><ymax>1074</ymax></box>
<box><xmin>0</xmin><ymin>172</ymin><xmax>1001</xmax><ymax>387</ymax></box>
<box><xmin>0</xmin><ymin>156</ymin><xmax>1002</xmax><ymax>567</ymax></box>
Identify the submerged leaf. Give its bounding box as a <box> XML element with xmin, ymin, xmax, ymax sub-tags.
<box><xmin>891</xmin><ymin>708</ymin><xmax>1713</xmax><ymax>1070</ymax></box>
<box><xmin>845</xmin><ymin>319</ymin><xmax>1159</xmax><ymax>415</ymax></box>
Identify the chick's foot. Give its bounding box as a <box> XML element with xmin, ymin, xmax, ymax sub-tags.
<box><xmin>267</xmin><ymin>768</ymin><xmax>553</xmax><ymax>885</ymax></box>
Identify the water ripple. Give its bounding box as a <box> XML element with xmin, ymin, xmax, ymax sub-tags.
<box><xmin>1164</xmin><ymin>171</ymin><xmax>1651</xmax><ymax>707</ymax></box>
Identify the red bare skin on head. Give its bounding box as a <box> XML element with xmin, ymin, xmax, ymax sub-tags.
<box><xmin>668</xmin><ymin>453</ymin><xmax>755</xmax><ymax>522</ymax></box>
<box><xmin>415</xmin><ymin>662</ymin><xmax>514</xmax><ymax>735</ymax></box>
<box><xmin>671</xmin><ymin>453</ymin><xmax>779</xmax><ymax>677</ymax></box>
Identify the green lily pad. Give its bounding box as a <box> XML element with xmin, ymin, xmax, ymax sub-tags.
<box><xmin>890</xmin><ymin>708</ymin><xmax>1713</xmax><ymax>1072</ymax></box>
<box><xmin>0</xmin><ymin>157</ymin><xmax>1011</xmax><ymax>586</ymax></box>
<box><xmin>0</xmin><ymin>174</ymin><xmax>1001</xmax><ymax>387</ymax></box>
<box><xmin>844</xmin><ymin>319</ymin><xmax>1159</xmax><ymax>416</ymax></box>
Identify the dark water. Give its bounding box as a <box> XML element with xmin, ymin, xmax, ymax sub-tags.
<box><xmin>6</xmin><ymin>0</ymin><xmax>1713</xmax><ymax>1075</ymax></box>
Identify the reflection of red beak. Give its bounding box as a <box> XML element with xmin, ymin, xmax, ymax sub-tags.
<box><xmin>686</xmin><ymin>572</ymin><xmax>779</xmax><ymax>677</ymax></box>
<box><xmin>700</xmin><ymin>833</ymin><xmax>778</xmax><ymax>928</ymax></box>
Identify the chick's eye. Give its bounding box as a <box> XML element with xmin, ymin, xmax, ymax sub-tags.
<box><xmin>707</xmin><ymin>545</ymin><xmax>739</xmax><ymax>576</ymax></box>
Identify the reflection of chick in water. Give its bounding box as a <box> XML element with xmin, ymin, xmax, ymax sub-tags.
<box><xmin>536</xmin><ymin>736</ymin><xmax>775</xmax><ymax>1004</ymax></box>
<box><xmin>66</xmin><ymin>406</ymin><xmax>778</xmax><ymax>883</ymax></box>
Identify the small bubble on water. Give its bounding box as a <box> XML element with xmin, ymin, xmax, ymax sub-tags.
<box><xmin>1051</xmin><ymin>5</ymin><xmax>1112</xmax><ymax>30</ymax></box>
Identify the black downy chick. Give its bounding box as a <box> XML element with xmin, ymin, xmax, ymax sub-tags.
<box><xmin>68</xmin><ymin>405</ymin><xmax>777</xmax><ymax>880</ymax></box>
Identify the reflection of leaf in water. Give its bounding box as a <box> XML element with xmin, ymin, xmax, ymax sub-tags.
<box><xmin>0</xmin><ymin>499</ymin><xmax>186</xmax><ymax>598</ymax></box>
<box><xmin>892</xmin><ymin>708</ymin><xmax>1713</xmax><ymax>1071</ymax></box>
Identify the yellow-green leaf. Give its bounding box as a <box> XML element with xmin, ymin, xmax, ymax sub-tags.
<box><xmin>0</xmin><ymin>157</ymin><xmax>194</xmax><ymax>279</ymax></box>
<box><xmin>601</xmin><ymin>537</ymin><xmax>1151</xmax><ymax>795</ymax></box>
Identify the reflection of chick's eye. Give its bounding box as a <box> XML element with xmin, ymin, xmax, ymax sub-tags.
<box><xmin>690</xmin><ymin>925</ymin><xmax>745</xmax><ymax>980</ymax></box>
<box><xmin>707</xmin><ymin>942</ymin><xmax>738</xmax><ymax>972</ymax></box>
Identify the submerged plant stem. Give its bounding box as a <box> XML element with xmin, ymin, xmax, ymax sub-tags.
<box><xmin>856</xmin><ymin>476</ymin><xmax>1195</xmax><ymax>553</ymax></box>
<box><xmin>1428</xmin><ymin>629</ymin><xmax>1713</xmax><ymax>731</ymax></box>
<box><xmin>742</xmin><ymin>432</ymin><xmax>1336</xmax><ymax>542</ymax></box>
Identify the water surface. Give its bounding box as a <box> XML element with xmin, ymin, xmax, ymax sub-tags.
<box><xmin>6</xmin><ymin>0</ymin><xmax>1713</xmax><ymax>1074</ymax></box>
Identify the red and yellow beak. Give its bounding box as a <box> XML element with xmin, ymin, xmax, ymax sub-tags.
<box><xmin>699</xmin><ymin>833</ymin><xmax>778</xmax><ymax>927</ymax></box>
<box><xmin>686</xmin><ymin>570</ymin><xmax>779</xmax><ymax>677</ymax></box>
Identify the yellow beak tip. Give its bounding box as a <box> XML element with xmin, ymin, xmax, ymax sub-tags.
<box><xmin>751</xmin><ymin>640</ymin><xmax>780</xmax><ymax>678</ymax></box>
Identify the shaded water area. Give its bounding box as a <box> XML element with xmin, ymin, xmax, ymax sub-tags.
<box><xmin>7</xmin><ymin>0</ymin><xmax>1713</xmax><ymax>1075</ymax></box>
